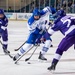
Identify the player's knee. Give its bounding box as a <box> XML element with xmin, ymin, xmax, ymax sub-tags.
<box><xmin>42</xmin><ymin>47</ymin><xmax>49</xmax><ymax>52</ymax></box>
<box><xmin>20</xmin><ymin>48</ymin><xmax>25</xmax><ymax>54</ymax></box>
<box><xmin>56</xmin><ymin>48</ymin><xmax>63</xmax><ymax>55</ymax></box>
<box><xmin>2</xmin><ymin>34</ymin><xmax>8</xmax><ymax>41</ymax></box>
<box><xmin>45</xmin><ymin>40</ymin><xmax>52</xmax><ymax>48</ymax></box>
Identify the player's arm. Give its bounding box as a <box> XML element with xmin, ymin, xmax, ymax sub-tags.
<box><xmin>46</xmin><ymin>20</ymin><xmax>61</xmax><ymax>38</ymax></box>
<box><xmin>0</xmin><ymin>20</ymin><xmax>7</xmax><ymax>32</ymax></box>
<box><xmin>4</xmin><ymin>16</ymin><xmax>8</xmax><ymax>27</ymax></box>
<box><xmin>45</xmin><ymin>20</ymin><xmax>53</xmax><ymax>27</ymax></box>
<box><xmin>40</xmin><ymin>6</ymin><xmax>56</xmax><ymax>16</ymax></box>
<box><xmin>40</xmin><ymin>6</ymin><xmax>52</xmax><ymax>15</ymax></box>
<box><xmin>47</xmin><ymin>25</ymin><xmax>55</xmax><ymax>36</ymax></box>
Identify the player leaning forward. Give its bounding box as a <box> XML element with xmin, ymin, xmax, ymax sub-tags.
<box><xmin>13</xmin><ymin>6</ymin><xmax>56</xmax><ymax>61</ymax></box>
<box><xmin>0</xmin><ymin>9</ymin><xmax>10</xmax><ymax>54</ymax></box>
<box><xmin>45</xmin><ymin>9</ymin><xmax>75</xmax><ymax>71</ymax></box>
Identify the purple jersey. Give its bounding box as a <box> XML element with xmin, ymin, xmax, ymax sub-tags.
<box><xmin>0</xmin><ymin>15</ymin><xmax>8</xmax><ymax>32</ymax></box>
<box><xmin>0</xmin><ymin>15</ymin><xmax>8</xmax><ymax>50</ymax></box>
<box><xmin>48</xmin><ymin>15</ymin><xmax>75</xmax><ymax>36</ymax></box>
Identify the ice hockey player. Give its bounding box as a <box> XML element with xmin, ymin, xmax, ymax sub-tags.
<box><xmin>0</xmin><ymin>9</ymin><xmax>10</xmax><ymax>54</ymax></box>
<box><xmin>13</xmin><ymin>6</ymin><xmax>56</xmax><ymax>61</ymax></box>
<box><xmin>44</xmin><ymin>9</ymin><xmax>75</xmax><ymax>71</ymax></box>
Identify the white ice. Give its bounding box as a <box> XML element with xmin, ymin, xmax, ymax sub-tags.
<box><xmin>0</xmin><ymin>21</ymin><xmax>75</xmax><ymax>75</ymax></box>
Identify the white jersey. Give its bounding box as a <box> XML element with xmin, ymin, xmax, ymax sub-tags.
<box><xmin>27</xmin><ymin>6</ymin><xmax>53</xmax><ymax>33</ymax></box>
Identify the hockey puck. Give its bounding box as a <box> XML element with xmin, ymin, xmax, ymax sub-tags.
<box><xmin>27</xmin><ymin>62</ymin><xmax>31</xmax><ymax>64</ymax></box>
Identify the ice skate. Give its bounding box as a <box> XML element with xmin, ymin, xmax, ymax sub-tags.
<box><xmin>3</xmin><ymin>49</ymin><xmax>10</xmax><ymax>54</ymax></box>
<box><xmin>47</xmin><ymin>63</ymin><xmax>56</xmax><ymax>71</ymax></box>
<box><xmin>3</xmin><ymin>48</ymin><xmax>13</xmax><ymax>58</ymax></box>
<box><xmin>13</xmin><ymin>53</ymin><xmax>21</xmax><ymax>61</ymax></box>
<box><xmin>3</xmin><ymin>45</ymin><xmax>10</xmax><ymax>54</ymax></box>
<box><xmin>38</xmin><ymin>52</ymin><xmax>47</xmax><ymax>61</ymax></box>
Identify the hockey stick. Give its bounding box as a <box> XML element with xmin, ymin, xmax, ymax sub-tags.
<box><xmin>25</xmin><ymin>25</ymin><xmax>51</xmax><ymax>62</ymax></box>
<box><xmin>14</xmin><ymin>41</ymin><xmax>26</xmax><ymax>51</ymax></box>
<box><xmin>15</xmin><ymin>45</ymin><xmax>34</xmax><ymax>64</ymax></box>
<box><xmin>0</xmin><ymin>41</ymin><xmax>13</xmax><ymax>58</ymax></box>
<box><xmin>25</xmin><ymin>45</ymin><xmax>38</xmax><ymax>61</ymax></box>
<box><xmin>0</xmin><ymin>40</ymin><xmax>2</xmax><ymax>45</ymax></box>
<box><xmin>5</xmin><ymin>52</ymin><xmax>13</xmax><ymax>58</ymax></box>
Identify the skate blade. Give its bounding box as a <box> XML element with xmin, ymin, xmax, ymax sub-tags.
<box><xmin>50</xmin><ymin>70</ymin><xmax>55</xmax><ymax>73</ymax></box>
<box><xmin>48</xmin><ymin>69</ymin><xmax>55</xmax><ymax>74</ymax></box>
<box><xmin>38</xmin><ymin>59</ymin><xmax>47</xmax><ymax>63</ymax></box>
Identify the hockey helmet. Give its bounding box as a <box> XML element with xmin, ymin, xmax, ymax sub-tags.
<box><xmin>0</xmin><ymin>9</ymin><xmax>4</xmax><ymax>18</ymax></box>
<box><xmin>57</xmin><ymin>9</ymin><xmax>66</xmax><ymax>17</ymax></box>
<box><xmin>0</xmin><ymin>9</ymin><xmax>4</xmax><ymax>14</ymax></box>
<box><xmin>33</xmin><ymin>8</ymin><xmax>40</xmax><ymax>16</ymax></box>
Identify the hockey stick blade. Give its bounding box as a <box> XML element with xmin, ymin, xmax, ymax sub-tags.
<box><xmin>14</xmin><ymin>42</ymin><xmax>26</xmax><ymax>51</ymax></box>
<box><xmin>6</xmin><ymin>53</ymin><xmax>13</xmax><ymax>58</ymax></box>
<box><xmin>14</xmin><ymin>49</ymin><xmax>19</xmax><ymax>51</ymax></box>
<box><xmin>8</xmin><ymin>53</ymin><xmax>13</xmax><ymax>58</ymax></box>
<box><xmin>25</xmin><ymin>57</ymin><xmax>30</xmax><ymax>61</ymax></box>
<box><xmin>14</xmin><ymin>46</ymin><xmax>34</xmax><ymax>64</ymax></box>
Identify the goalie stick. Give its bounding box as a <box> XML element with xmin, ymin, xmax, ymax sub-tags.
<box><xmin>14</xmin><ymin>45</ymin><xmax>34</xmax><ymax>64</ymax></box>
<box><xmin>0</xmin><ymin>40</ymin><xmax>13</xmax><ymax>58</ymax></box>
<box><xmin>25</xmin><ymin>45</ymin><xmax>38</xmax><ymax>61</ymax></box>
<box><xmin>14</xmin><ymin>41</ymin><xmax>26</xmax><ymax>51</ymax></box>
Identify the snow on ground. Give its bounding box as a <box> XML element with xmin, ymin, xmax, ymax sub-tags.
<box><xmin>0</xmin><ymin>21</ymin><xmax>75</xmax><ymax>75</ymax></box>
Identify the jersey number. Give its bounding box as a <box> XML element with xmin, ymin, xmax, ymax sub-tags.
<box><xmin>61</xmin><ymin>16</ymin><xmax>71</xmax><ymax>27</ymax></box>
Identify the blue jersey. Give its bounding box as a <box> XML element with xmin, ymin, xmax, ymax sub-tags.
<box><xmin>27</xmin><ymin>6</ymin><xmax>53</xmax><ymax>33</ymax></box>
<box><xmin>48</xmin><ymin>15</ymin><xmax>75</xmax><ymax>36</ymax></box>
<box><xmin>0</xmin><ymin>15</ymin><xmax>8</xmax><ymax>32</ymax></box>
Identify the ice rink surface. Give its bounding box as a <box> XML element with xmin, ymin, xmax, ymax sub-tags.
<box><xmin>0</xmin><ymin>21</ymin><xmax>75</xmax><ymax>75</ymax></box>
